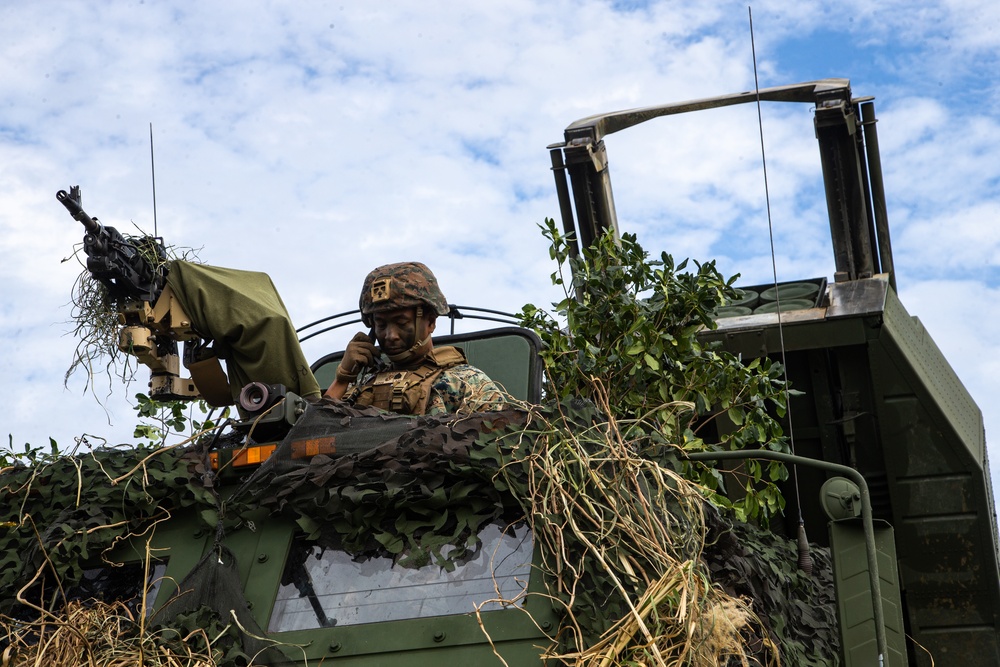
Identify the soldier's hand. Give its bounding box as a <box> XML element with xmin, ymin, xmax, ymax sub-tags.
<box><xmin>336</xmin><ymin>331</ymin><xmax>378</xmax><ymax>382</ymax></box>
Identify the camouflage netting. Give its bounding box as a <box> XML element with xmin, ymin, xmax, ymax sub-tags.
<box><xmin>223</xmin><ymin>396</ymin><xmax>839</xmax><ymax>665</ymax></box>
<box><xmin>704</xmin><ymin>512</ymin><xmax>839</xmax><ymax>667</ymax></box>
<box><xmin>227</xmin><ymin>399</ymin><xmax>523</xmax><ymax>569</ymax></box>
<box><xmin>0</xmin><ymin>443</ymin><xmax>207</xmax><ymax>615</ymax></box>
<box><xmin>154</xmin><ymin>545</ymin><xmax>286</xmax><ymax>665</ymax></box>
<box><xmin>1</xmin><ymin>397</ymin><xmax>839</xmax><ymax>666</ymax></box>
<box><xmin>0</xmin><ymin>443</ymin><xmax>274</xmax><ymax>665</ymax></box>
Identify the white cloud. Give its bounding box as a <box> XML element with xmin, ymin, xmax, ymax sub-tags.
<box><xmin>3</xmin><ymin>1</ymin><xmax>1000</xmax><ymax>521</ymax></box>
<box><xmin>896</xmin><ymin>201</ymin><xmax>1000</xmax><ymax>272</ymax></box>
<box><xmin>899</xmin><ymin>279</ymin><xmax>1000</xmax><ymax>443</ymax></box>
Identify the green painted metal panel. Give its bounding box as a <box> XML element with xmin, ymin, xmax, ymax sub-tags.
<box><xmin>868</xmin><ymin>288</ymin><xmax>1000</xmax><ymax>662</ymax></box>
<box><xmin>247</xmin><ymin>513</ymin><xmax>554</xmax><ymax>666</ymax></box>
<box><xmin>241</xmin><ymin>518</ymin><xmax>295</xmax><ymax>629</ymax></box>
<box><xmin>878</xmin><ymin>288</ymin><xmax>984</xmax><ymax>460</ymax></box>
<box><xmin>147</xmin><ymin>508</ymin><xmax>212</xmax><ymax>609</ymax></box>
<box><xmin>135</xmin><ymin>511</ymin><xmax>554</xmax><ymax>666</ymax></box>
<box><xmin>268</xmin><ymin>608</ymin><xmax>552</xmax><ymax>666</ymax></box>
<box><xmin>830</xmin><ymin>519</ymin><xmax>906</xmax><ymax>666</ymax></box>
<box><xmin>460</xmin><ymin>334</ymin><xmax>535</xmax><ymax>402</ymax></box>
<box><xmin>271</xmin><ymin>637</ymin><xmax>548</xmax><ymax>666</ymax></box>
<box><xmin>700</xmin><ymin>275</ymin><xmax>1000</xmax><ymax>661</ymax></box>
<box><xmin>701</xmin><ymin>313</ymin><xmax>872</xmax><ymax>358</ymax></box>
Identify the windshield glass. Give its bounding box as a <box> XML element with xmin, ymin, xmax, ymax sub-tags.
<box><xmin>268</xmin><ymin>522</ymin><xmax>532</xmax><ymax>632</ymax></box>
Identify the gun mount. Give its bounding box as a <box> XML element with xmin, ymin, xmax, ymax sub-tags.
<box><xmin>58</xmin><ymin>185</ymin><xmax>202</xmax><ymax>401</ymax></box>
<box><xmin>58</xmin><ymin>185</ymin><xmax>168</xmax><ymax>303</ymax></box>
<box><xmin>58</xmin><ymin>187</ymin><xmax>321</xmax><ymax>423</ymax></box>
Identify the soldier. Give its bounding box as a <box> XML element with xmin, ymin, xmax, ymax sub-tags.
<box><xmin>324</xmin><ymin>262</ymin><xmax>507</xmax><ymax>415</ymax></box>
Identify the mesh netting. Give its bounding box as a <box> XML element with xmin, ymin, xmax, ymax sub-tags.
<box><xmin>227</xmin><ymin>399</ymin><xmax>525</xmax><ymax>565</ymax></box>
<box><xmin>235</xmin><ymin>398</ymin><xmax>418</xmax><ymax>495</ymax></box>
<box><xmin>2</xmin><ymin>399</ymin><xmax>839</xmax><ymax>665</ymax></box>
<box><xmin>155</xmin><ymin>546</ymin><xmax>286</xmax><ymax>665</ymax></box>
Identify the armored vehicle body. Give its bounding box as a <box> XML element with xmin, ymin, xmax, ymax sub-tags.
<box><xmin>3</xmin><ymin>78</ymin><xmax>997</xmax><ymax>667</ymax></box>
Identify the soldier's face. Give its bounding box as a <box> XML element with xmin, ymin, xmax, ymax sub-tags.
<box><xmin>373</xmin><ymin>307</ymin><xmax>436</xmax><ymax>354</ymax></box>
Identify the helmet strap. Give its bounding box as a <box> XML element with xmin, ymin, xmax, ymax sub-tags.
<box><xmin>386</xmin><ymin>306</ymin><xmax>433</xmax><ymax>367</ymax></box>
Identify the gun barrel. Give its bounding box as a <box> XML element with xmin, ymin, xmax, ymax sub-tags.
<box><xmin>56</xmin><ymin>187</ymin><xmax>100</xmax><ymax>235</ymax></box>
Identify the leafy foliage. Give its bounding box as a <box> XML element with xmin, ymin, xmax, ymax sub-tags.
<box><xmin>485</xmin><ymin>397</ymin><xmax>780</xmax><ymax>665</ymax></box>
<box><xmin>133</xmin><ymin>394</ymin><xmax>230</xmax><ymax>446</ymax></box>
<box><xmin>2</xmin><ymin>434</ymin><xmax>62</xmax><ymax>468</ymax></box>
<box><xmin>520</xmin><ymin>219</ymin><xmax>791</xmax><ymax>523</ymax></box>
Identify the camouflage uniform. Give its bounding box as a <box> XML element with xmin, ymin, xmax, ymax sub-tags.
<box><xmin>425</xmin><ymin>364</ymin><xmax>507</xmax><ymax>416</ymax></box>
<box><xmin>344</xmin><ymin>262</ymin><xmax>507</xmax><ymax>416</ymax></box>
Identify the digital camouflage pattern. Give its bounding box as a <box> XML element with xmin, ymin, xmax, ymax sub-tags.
<box><xmin>426</xmin><ymin>364</ymin><xmax>507</xmax><ymax>415</ymax></box>
<box><xmin>347</xmin><ymin>346</ymin><xmax>506</xmax><ymax>415</ymax></box>
<box><xmin>359</xmin><ymin>261</ymin><xmax>450</xmax><ymax>326</ymax></box>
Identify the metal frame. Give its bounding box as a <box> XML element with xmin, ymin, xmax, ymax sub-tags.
<box><xmin>297</xmin><ymin>305</ymin><xmax>523</xmax><ymax>343</ymax></box>
<box><xmin>547</xmin><ymin>78</ymin><xmax>896</xmax><ymax>287</ymax></box>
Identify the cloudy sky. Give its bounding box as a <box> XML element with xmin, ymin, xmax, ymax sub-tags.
<box><xmin>2</xmin><ymin>0</ymin><xmax>999</xmax><ymax>496</ymax></box>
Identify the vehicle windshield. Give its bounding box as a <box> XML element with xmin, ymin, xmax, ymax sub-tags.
<box><xmin>268</xmin><ymin>521</ymin><xmax>532</xmax><ymax>631</ymax></box>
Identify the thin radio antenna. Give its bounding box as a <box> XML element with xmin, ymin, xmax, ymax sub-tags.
<box><xmin>748</xmin><ymin>6</ymin><xmax>811</xmax><ymax>574</ymax></box>
<box><xmin>149</xmin><ymin>122</ymin><xmax>158</xmax><ymax>238</ymax></box>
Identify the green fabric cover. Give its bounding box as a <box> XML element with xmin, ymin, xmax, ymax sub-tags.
<box><xmin>166</xmin><ymin>260</ymin><xmax>321</xmax><ymax>402</ymax></box>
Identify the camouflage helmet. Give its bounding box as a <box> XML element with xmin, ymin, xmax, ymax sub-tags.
<box><xmin>359</xmin><ymin>262</ymin><xmax>450</xmax><ymax>326</ymax></box>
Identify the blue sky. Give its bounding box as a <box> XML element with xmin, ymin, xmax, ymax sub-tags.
<box><xmin>2</xmin><ymin>1</ymin><xmax>999</xmax><ymax>499</ymax></box>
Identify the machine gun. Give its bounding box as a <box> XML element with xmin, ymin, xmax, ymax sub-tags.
<box><xmin>58</xmin><ymin>185</ymin><xmax>205</xmax><ymax>402</ymax></box>
<box><xmin>57</xmin><ymin>185</ymin><xmax>167</xmax><ymax>304</ymax></box>
<box><xmin>57</xmin><ymin>186</ymin><xmax>318</xmax><ymax>435</ymax></box>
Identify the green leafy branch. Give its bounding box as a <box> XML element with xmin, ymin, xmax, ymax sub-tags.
<box><xmin>520</xmin><ymin>218</ymin><xmax>792</xmax><ymax>524</ymax></box>
<box><xmin>133</xmin><ymin>394</ymin><xmax>230</xmax><ymax>447</ymax></box>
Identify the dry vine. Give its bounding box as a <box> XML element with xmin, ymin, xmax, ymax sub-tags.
<box><xmin>62</xmin><ymin>231</ymin><xmax>201</xmax><ymax>392</ymax></box>
<box><xmin>0</xmin><ymin>599</ymin><xmax>224</xmax><ymax>667</ymax></box>
<box><xmin>490</xmin><ymin>382</ymin><xmax>779</xmax><ymax>666</ymax></box>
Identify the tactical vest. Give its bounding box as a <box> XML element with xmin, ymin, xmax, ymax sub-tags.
<box><xmin>346</xmin><ymin>346</ymin><xmax>467</xmax><ymax>414</ymax></box>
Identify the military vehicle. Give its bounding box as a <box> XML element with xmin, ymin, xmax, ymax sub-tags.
<box><xmin>545</xmin><ymin>77</ymin><xmax>1000</xmax><ymax>665</ymax></box>
<box><xmin>3</xmin><ymin>78</ymin><xmax>998</xmax><ymax>666</ymax></box>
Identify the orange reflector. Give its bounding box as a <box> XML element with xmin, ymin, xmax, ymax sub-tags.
<box><xmin>290</xmin><ymin>436</ymin><xmax>337</xmax><ymax>459</ymax></box>
<box><xmin>209</xmin><ymin>444</ymin><xmax>278</xmax><ymax>470</ymax></box>
<box><xmin>208</xmin><ymin>438</ymin><xmax>334</xmax><ymax>471</ymax></box>
<box><xmin>233</xmin><ymin>444</ymin><xmax>277</xmax><ymax>467</ymax></box>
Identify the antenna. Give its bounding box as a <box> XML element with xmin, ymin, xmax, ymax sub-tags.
<box><xmin>748</xmin><ymin>6</ymin><xmax>811</xmax><ymax>574</ymax></box>
<box><xmin>150</xmin><ymin>122</ymin><xmax>158</xmax><ymax>238</ymax></box>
